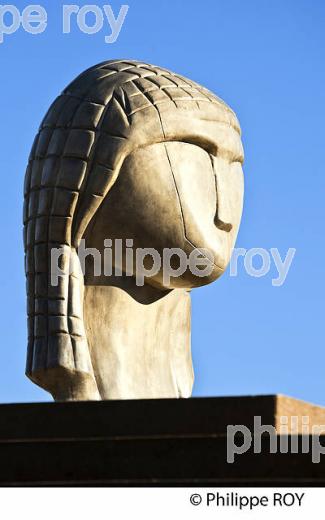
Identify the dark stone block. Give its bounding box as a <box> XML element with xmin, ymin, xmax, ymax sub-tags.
<box><xmin>0</xmin><ymin>395</ymin><xmax>324</xmax><ymax>486</ymax></box>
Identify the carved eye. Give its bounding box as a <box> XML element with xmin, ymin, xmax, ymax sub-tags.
<box><xmin>177</xmin><ymin>138</ymin><xmax>218</xmax><ymax>158</ymax></box>
<box><xmin>231</xmin><ymin>156</ymin><xmax>244</xmax><ymax>165</ymax></box>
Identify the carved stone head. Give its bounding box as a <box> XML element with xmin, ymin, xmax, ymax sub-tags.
<box><xmin>24</xmin><ymin>60</ymin><xmax>244</xmax><ymax>400</ymax></box>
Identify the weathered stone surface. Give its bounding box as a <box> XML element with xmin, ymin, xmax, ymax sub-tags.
<box><xmin>23</xmin><ymin>60</ymin><xmax>244</xmax><ymax>401</ymax></box>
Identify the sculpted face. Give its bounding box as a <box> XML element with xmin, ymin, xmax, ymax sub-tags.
<box><xmin>84</xmin><ymin>120</ymin><xmax>244</xmax><ymax>290</ymax></box>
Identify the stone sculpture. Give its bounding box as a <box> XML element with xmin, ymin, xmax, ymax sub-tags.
<box><xmin>23</xmin><ymin>60</ymin><xmax>244</xmax><ymax>401</ymax></box>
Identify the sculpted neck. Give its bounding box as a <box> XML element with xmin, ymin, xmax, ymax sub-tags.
<box><xmin>83</xmin><ymin>276</ymin><xmax>193</xmax><ymax>400</ymax></box>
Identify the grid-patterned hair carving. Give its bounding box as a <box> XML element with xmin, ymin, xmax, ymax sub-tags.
<box><xmin>24</xmin><ymin>59</ymin><xmax>239</xmax><ymax>395</ymax></box>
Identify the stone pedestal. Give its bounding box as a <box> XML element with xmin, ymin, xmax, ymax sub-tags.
<box><xmin>0</xmin><ymin>395</ymin><xmax>325</xmax><ymax>486</ymax></box>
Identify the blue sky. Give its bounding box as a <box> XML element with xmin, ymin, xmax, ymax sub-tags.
<box><xmin>1</xmin><ymin>0</ymin><xmax>325</xmax><ymax>404</ymax></box>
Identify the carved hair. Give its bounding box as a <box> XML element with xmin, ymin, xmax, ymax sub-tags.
<box><xmin>24</xmin><ymin>59</ymin><xmax>239</xmax><ymax>395</ymax></box>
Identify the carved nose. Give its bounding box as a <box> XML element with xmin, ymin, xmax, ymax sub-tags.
<box><xmin>211</xmin><ymin>156</ymin><xmax>233</xmax><ymax>233</ymax></box>
<box><xmin>214</xmin><ymin>214</ymin><xmax>233</xmax><ymax>232</ymax></box>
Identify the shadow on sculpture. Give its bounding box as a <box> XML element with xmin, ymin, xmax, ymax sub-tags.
<box><xmin>23</xmin><ymin>60</ymin><xmax>244</xmax><ymax>401</ymax></box>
